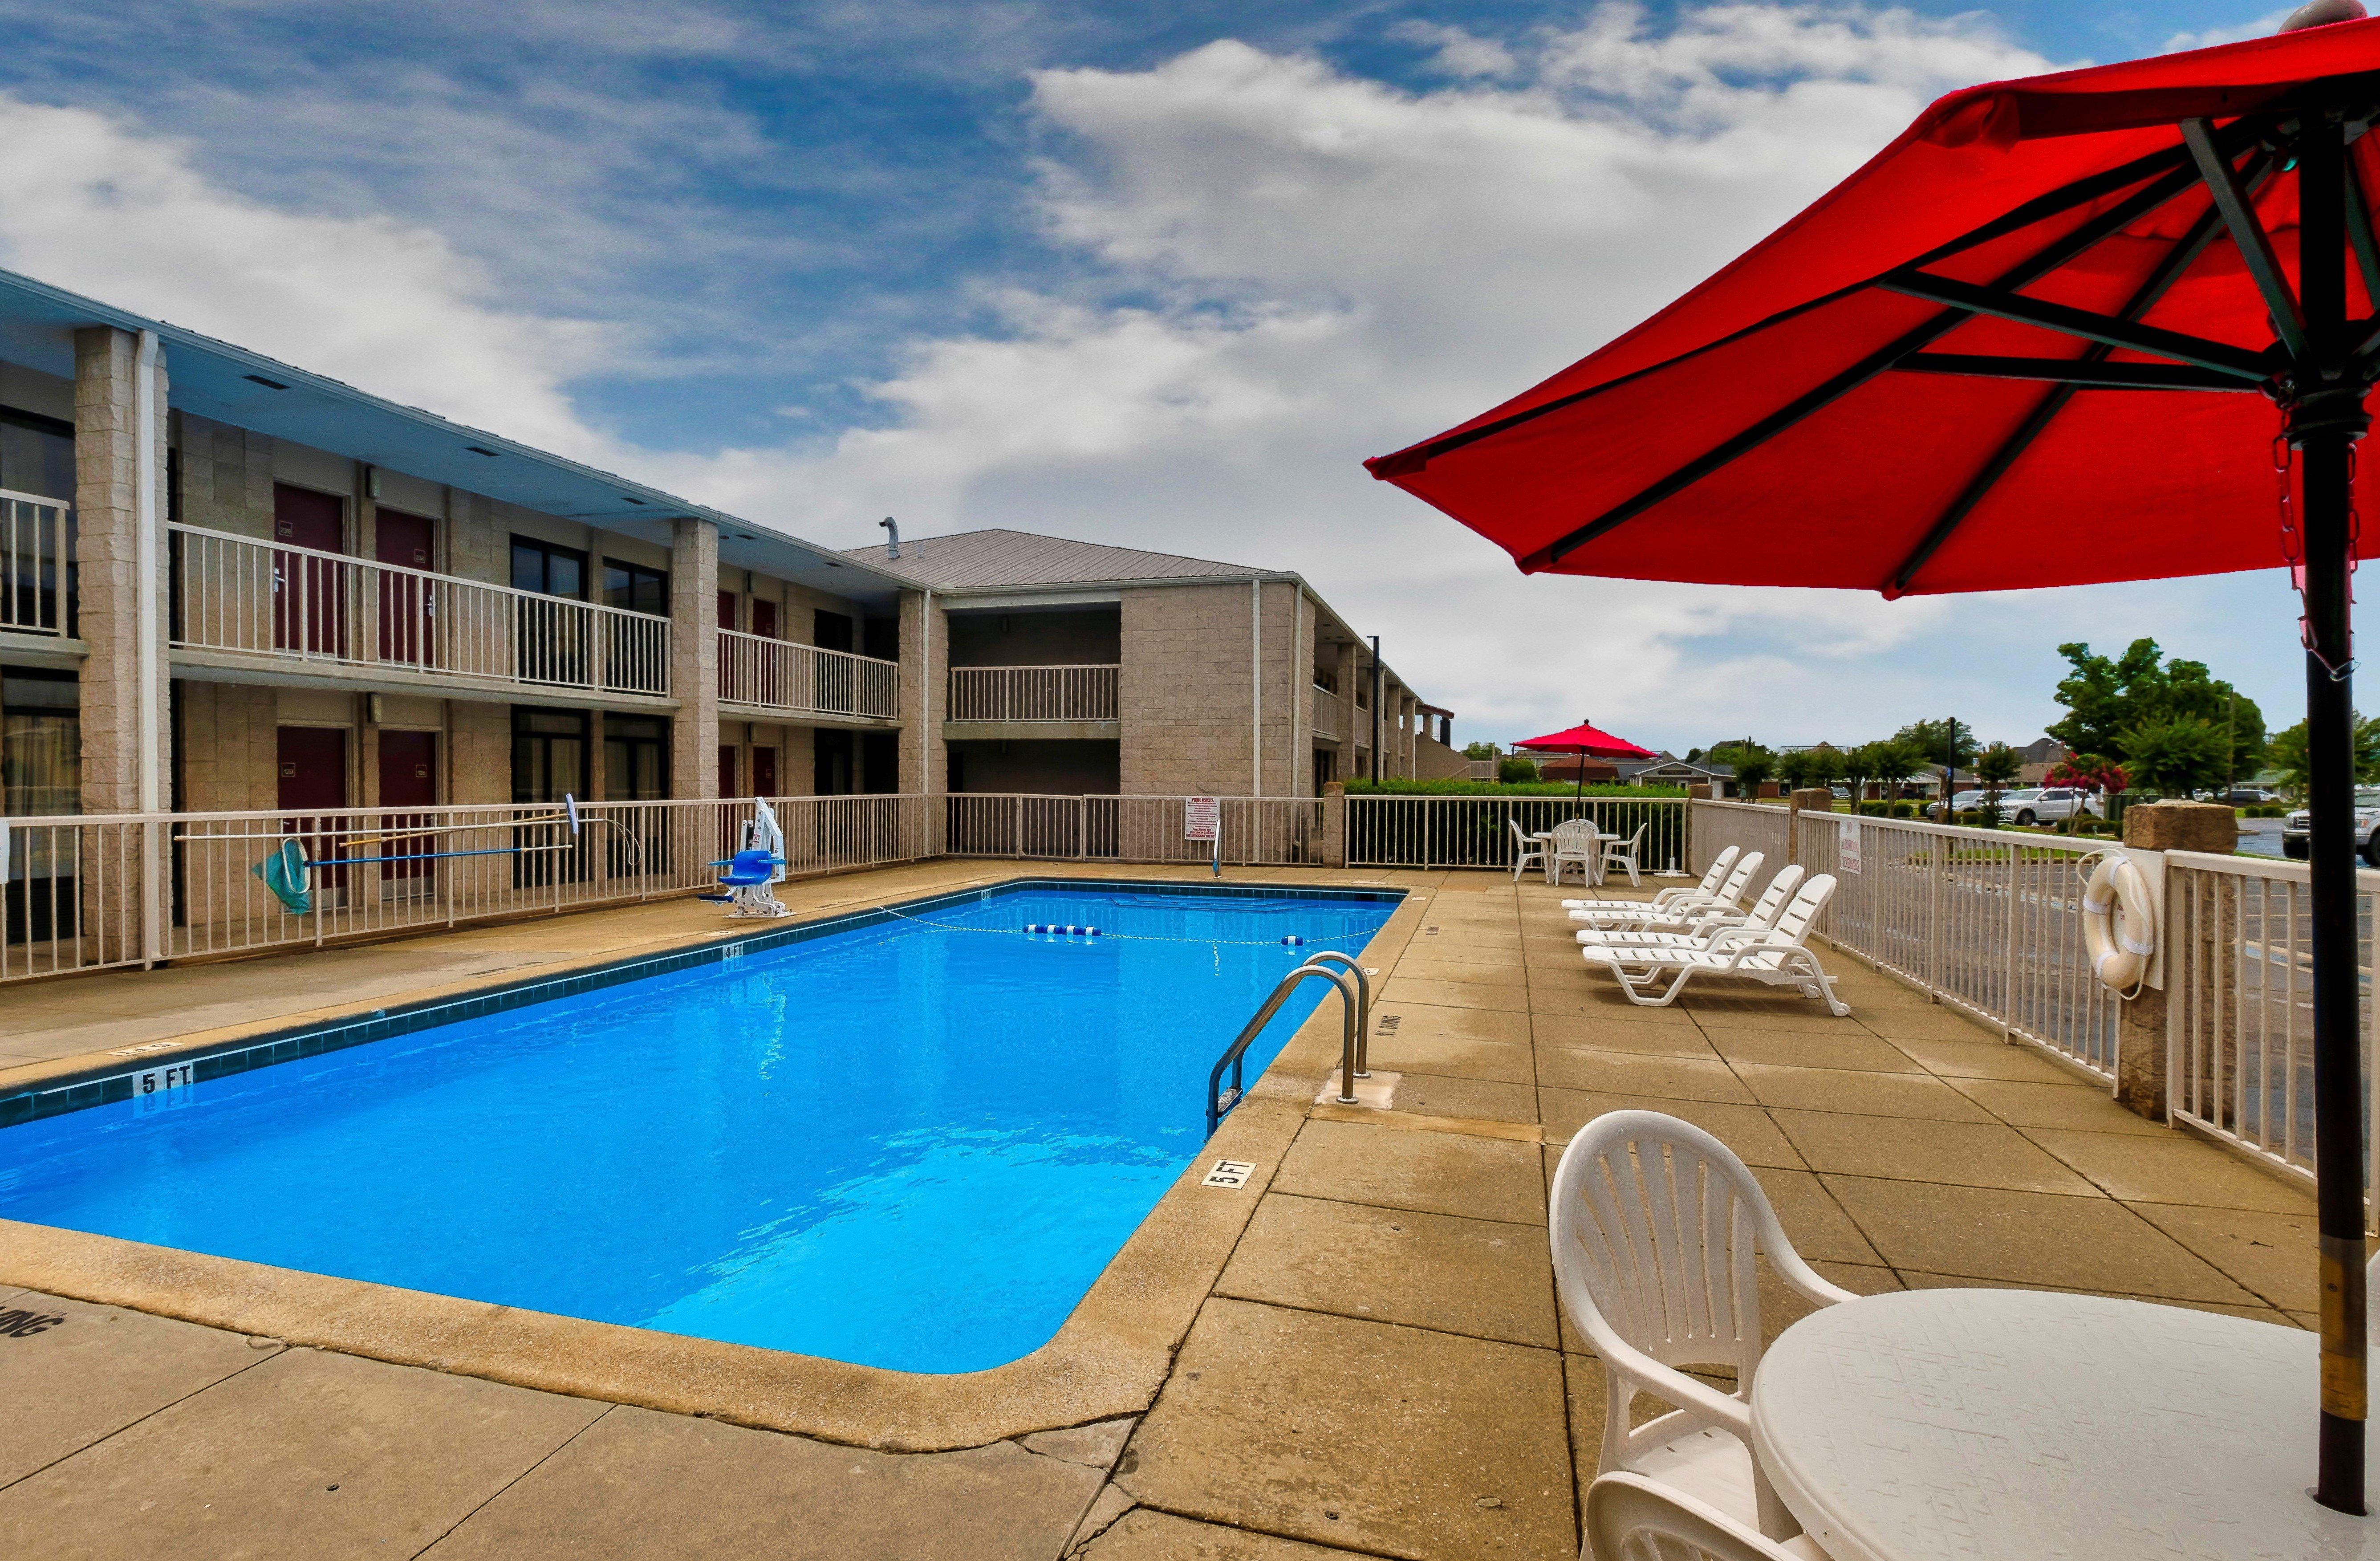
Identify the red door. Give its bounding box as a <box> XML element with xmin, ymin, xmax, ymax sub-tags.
<box><xmin>274</xmin><ymin>484</ymin><xmax>347</xmax><ymax>657</ymax></box>
<box><xmin>377</xmin><ymin>731</ymin><xmax>438</xmax><ymax>883</ymax></box>
<box><xmin>751</xmin><ymin>600</ymin><xmax>777</xmax><ymax>638</ymax></box>
<box><xmin>717</xmin><ymin>591</ymin><xmax>741</xmax><ymax>700</ymax></box>
<box><xmin>277</xmin><ymin>727</ymin><xmax>349</xmax><ymax>893</ymax></box>
<box><xmin>751</xmin><ymin>747</ymin><xmax>777</xmax><ymax>799</ymax></box>
<box><xmin>374</xmin><ymin>509</ymin><xmax>435</xmax><ymax>667</ymax></box>
<box><xmin>749</xmin><ymin>600</ymin><xmax>781</xmax><ymax>705</ymax></box>
<box><xmin>718</xmin><ymin>745</ymin><xmax>738</xmax><ymax>798</ymax></box>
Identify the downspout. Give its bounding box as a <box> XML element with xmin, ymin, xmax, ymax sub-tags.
<box><xmin>1250</xmin><ymin>577</ymin><xmax>1262</xmax><ymax>798</ymax></box>
<box><xmin>1369</xmin><ymin>636</ymin><xmax>1381</xmax><ymax>783</ymax></box>
<box><xmin>135</xmin><ymin>329</ymin><xmax>162</xmax><ymax>965</ymax></box>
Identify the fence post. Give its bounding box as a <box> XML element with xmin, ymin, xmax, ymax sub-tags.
<box><xmin>2114</xmin><ymin>800</ymin><xmax>2236</xmax><ymax>1120</ymax></box>
<box><xmin>1321</xmin><ymin>782</ymin><xmax>1346</xmax><ymax>868</ymax></box>
<box><xmin>1786</xmin><ymin>789</ymin><xmax>1831</xmax><ymax>865</ymax></box>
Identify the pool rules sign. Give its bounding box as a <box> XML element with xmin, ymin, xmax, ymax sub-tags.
<box><xmin>1185</xmin><ymin>797</ymin><xmax>1221</xmax><ymax>842</ymax></box>
<box><xmin>1838</xmin><ymin>817</ymin><xmax>1862</xmax><ymax>874</ymax></box>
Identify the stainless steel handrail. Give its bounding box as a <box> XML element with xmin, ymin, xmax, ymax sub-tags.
<box><xmin>1206</xmin><ymin>960</ymin><xmax>1361</xmax><ymax>1137</ymax></box>
<box><xmin>1295</xmin><ymin>950</ymin><xmax>1370</xmax><ymax>1077</ymax></box>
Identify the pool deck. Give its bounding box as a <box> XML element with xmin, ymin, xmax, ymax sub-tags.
<box><xmin>0</xmin><ymin>863</ymin><xmax>2322</xmax><ymax>1559</ymax></box>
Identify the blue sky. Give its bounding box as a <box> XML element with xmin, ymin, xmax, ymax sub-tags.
<box><xmin>0</xmin><ymin>0</ymin><xmax>2316</xmax><ymax>754</ymax></box>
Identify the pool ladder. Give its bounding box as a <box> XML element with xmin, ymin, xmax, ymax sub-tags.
<box><xmin>1206</xmin><ymin>951</ymin><xmax>1370</xmax><ymax>1138</ymax></box>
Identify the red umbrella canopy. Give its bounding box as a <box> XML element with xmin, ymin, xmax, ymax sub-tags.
<box><xmin>1513</xmin><ymin>722</ymin><xmax>1656</xmax><ymax>760</ymax></box>
<box><xmin>1364</xmin><ymin>22</ymin><xmax>2380</xmax><ymax>598</ymax></box>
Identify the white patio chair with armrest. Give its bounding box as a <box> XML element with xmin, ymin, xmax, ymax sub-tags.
<box><xmin>1508</xmin><ymin>818</ymin><xmax>1547</xmax><ymax>882</ymax></box>
<box><xmin>1600</xmin><ymin>822</ymin><xmax>1649</xmax><ymax>889</ymax></box>
<box><xmin>1583</xmin><ymin>876</ymin><xmax>1849</xmax><ymax>1015</ymax></box>
<box><xmin>1548</xmin><ymin>817</ymin><xmax>1602</xmax><ymax>886</ymax></box>
<box><xmin>1579</xmin><ymin>866</ymin><xmax>1803</xmax><ymax>951</ymax></box>
<box><xmin>1573</xmin><ymin>853</ymin><xmax>1765</xmax><ymax>933</ymax></box>
<box><xmin>1585</xmin><ymin>1473</ymin><xmax>1829</xmax><ymax>1561</ymax></box>
<box><xmin>1565</xmin><ymin>846</ymin><xmax>1736</xmax><ymax>915</ymax></box>
<box><xmin>1552</xmin><ymin>1111</ymin><xmax>1856</xmax><ymax>1549</ymax></box>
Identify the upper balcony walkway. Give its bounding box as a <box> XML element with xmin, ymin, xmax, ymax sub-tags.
<box><xmin>169</xmin><ymin>524</ymin><xmax>674</xmax><ymax>710</ymax></box>
<box><xmin>944</xmin><ymin>663</ymin><xmax>1118</xmax><ymax>739</ymax></box>
<box><xmin>717</xmin><ymin>627</ymin><xmax>899</xmax><ymax>726</ymax></box>
<box><xmin>0</xmin><ymin>487</ymin><xmax>77</xmax><ymax>668</ymax></box>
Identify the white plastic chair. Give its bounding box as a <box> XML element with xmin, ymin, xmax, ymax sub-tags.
<box><xmin>1582</xmin><ymin>875</ymin><xmax>1849</xmax><ymax>1014</ymax></box>
<box><xmin>1549</xmin><ymin>817</ymin><xmax>1603</xmax><ymax>886</ymax></box>
<box><xmin>1567</xmin><ymin>847</ymin><xmax>1737</xmax><ymax>916</ymax></box>
<box><xmin>1509</xmin><ymin>818</ymin><xmax>1547</xmax><ymax>882</ymax></box>
<box><xmin>1585</xmin><ymin>1473</ymin><xmax>1829</xmax><ymax>1561</ymax></box>
<box><xmin>1601</xmin><ymin>823</ymin><xmax>1649</xmax><ymax>889</ymax></box>
<box><xmin>1552</xmin><ymin>1111</ymin><xmax>1856</xmax><ymax>1547</ymax></box>
<box><xmin>1573</xmin><ymin>853</ymin><xmax>1764</xmax><ymax>932</ymax></box>
<box><xmin>1579</xmin><ymin>866</ymin><xmax>1804</xmax><ymax>951</ymax></box>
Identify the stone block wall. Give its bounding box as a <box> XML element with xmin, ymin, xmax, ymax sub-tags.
<box><xmin>1119</xmin><ymin>583</ymin><xmax>1259</xmax><ymax>796</ymax></box>
<box><xmin>73</xmin><ymin>327</ymin><xmax>171</xmax><ymax>818</ymax></box>
<box><xmin>172</xmin><ymin>412</ymin><xmax>275</xmax><ymax>538</ymax></box>
<box><xmin>175</xmin><ymin>683</ymin><xmax>279</xmax><ymax>813</ymax></box>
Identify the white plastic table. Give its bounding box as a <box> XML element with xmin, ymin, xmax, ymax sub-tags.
<box><xmin>1749</xmin><ymin>1288</ymin><xmax>2380</xmax><ymax>1561</ymax></box>
<box><xmin>1530</xmin><ymin>828</ymin><xmax>1613</xmax><ymax>886</ymax></box>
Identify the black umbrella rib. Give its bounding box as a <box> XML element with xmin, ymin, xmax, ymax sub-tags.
<box><xmin>1897</xmin><ymin>354</ymin><xmax>2257</xmax><ymax>390</ymax></box>
<box><xmin>1528</xmin><ymin>156</ymin><xmax>2213</xmax><ymax>569</ymax></box>
<box><xmin>1884</xmin><ymin>189</ymin><xmax>2240</xmax><ymax>597</ymax></box>
<box><xmin>2182</xmin><ymin>118</ymin><xmax>2307</xmax><ymax>361</ymax></box>
<box><xmin>1875</xmin><ymin>273</ymin><xmax>2272</xmax><ymax>378</ymax></box>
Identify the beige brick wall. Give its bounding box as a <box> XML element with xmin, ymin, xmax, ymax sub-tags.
<box><xmin>173</xmin><ymin>411</ymin><xmax>275</xmax><ymax>539</ymax></box>
<box><xmin>175</xmin><ymin>682</ymin><xmax>278</xmax><ymax>813</ymax></box>
<box><xmin>74</xmin><ymin>327</ymin><xmax>171</xmax><ymax>817</ymax></box>
<box><xmin>447</xmin><ymin>701</ymin><xmax>513</xmax><ymax>805</ymax></box>
<box><xmin>899</xmin><ymin>592</ymin><xmax>947</xmax><ymax>810</ymax></box>
<box><xmin>669</xmin><ymin>519</ymin><xmax>719</xmax><ymax>799</ymax></box>
<box><xmin>1118</xmin><ymin>582</ymin><xmax>1259</xmax><ymax>797</ymax></box>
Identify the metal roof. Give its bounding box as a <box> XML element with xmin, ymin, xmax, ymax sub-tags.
<box><xmin>840</xmin><ymin>528</ymin><xmax>1263</xmax><ymax>589</ymax></box>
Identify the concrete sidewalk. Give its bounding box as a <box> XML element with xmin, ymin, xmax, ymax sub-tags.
<box><xmin>0</xmin><ymin>866</ymin><xmax>2318</xmax><ymax>1559</ymax></box>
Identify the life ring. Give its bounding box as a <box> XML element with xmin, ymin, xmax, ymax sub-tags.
<box><xmin>2081</xmin><ymin>852</ymin><xmax>2154</xmax><ymax>993</ymax></box>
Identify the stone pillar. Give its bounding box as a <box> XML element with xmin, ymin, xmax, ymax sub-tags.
<box><xmin>1784</xmin><ymin>788</ymin><xmax>1833</xmax><ymax>864</ymax></box>
<box><xmin>2114</xmin><ymin>801</ymin><xmax>2240</xmax><ymax>1121</ymax></box>
<box><xmin>1320</xmin><ymin>781</ymin><xmax>1346</xmax><ymax>867</ymax></box>
<box><xmin>1335</xmin><ymin>640</ymin><xmax>1361</xmax><ymax>772</ymax></box>
<box><xmin>898</xmin><ymin>589</ymin><xmax>946</xmax><ymax>852</ymax></box>
<box><xmin>74</xmin><ymin>326</ymin><xmax>171</xmax><ymax>818</ymax></box>
<box><xmin>668</xmin><ymin>518</ymin><xmax>719</xmax><ymax>801</ymax></box>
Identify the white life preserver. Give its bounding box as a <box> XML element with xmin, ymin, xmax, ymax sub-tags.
<box><xmin>2081</xmin><ymin>852</ymin><xmax>2155</xmax><ymax>993</ymax></box>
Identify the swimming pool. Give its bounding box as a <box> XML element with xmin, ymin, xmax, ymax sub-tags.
<box><xmin>0</xmin><ymin>882</ymin><xmax>1397</xmax><ymax>1374</ymax></box>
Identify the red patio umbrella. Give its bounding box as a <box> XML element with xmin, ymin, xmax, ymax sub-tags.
<box><xmin>1368</xmin><ymin>10</ymin><xmax>2380</xmax><ymax>1511</ymax></box>
<box><xmin>1515</xmin><ymin>720</ymin><xmax>1657</xmax><ymax>799</ymax></box>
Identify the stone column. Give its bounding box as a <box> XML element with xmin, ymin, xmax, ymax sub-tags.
<box><xmin>898</xmin><ymin>589</ymin><xmax>946</xmax><ymax>853</ymax></box>
<box><xmin>1320</xmin><ymin>781</ymin><xmax>1346</xmax><ymax>867</ymax></box>
<box><xmin>668</xmin><ymin>518</ymin><xmax>719</xmax><ymax>801</ymax></box>
<box><xmin>2114</xmin><ymin>800</ymin><xmax>2239</xmax><ymax>1121</ymax></box>
<box><xmin>1335</xmin><ymin>640</ymin><xmax>1361</xmax><ymax>773</ymax></box>
<box><xmin>74</xmin><ymin>327</ymin><xmax>171</xmax><ymax>818</ymax></box>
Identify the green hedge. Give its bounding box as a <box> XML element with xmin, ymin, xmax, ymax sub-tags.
<box><xmin>1343</xmin><ymin>778</ymin><xmax>1685</xmax><ymax>798</ymax></box>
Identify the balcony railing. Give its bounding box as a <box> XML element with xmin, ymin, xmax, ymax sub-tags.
<box><xmin>171</xmin><ymin>524</ymin><xmax>670</xmax><ymax>697</ymax></box>
<box><xmin>1</xmin><ymin>487</ymin><xmax>72</xmax><ymax>638</ymax></box>
<box><xmin>1311</xmin><ymin>684</ymin><xmax>1343</xmax><ymax>737</ymax></box>
<box><xmin>717</xmin><ymin>629</ymin><xmax>899</xmax><ymax>720</ymax></box>
<box><xmin>947</xmin><ymin>664</ymin><xmax>1119</xmax><ymax>722</ymax></box>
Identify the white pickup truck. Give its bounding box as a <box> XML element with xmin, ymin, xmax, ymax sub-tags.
<box><xmin>2282</xmin><ymin>788</ymin><xmax>2380</xmax><ymax>861</ymax></box>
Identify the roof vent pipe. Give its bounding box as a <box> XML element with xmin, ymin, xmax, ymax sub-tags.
<box><xmin>2280</xmin><ymin>0</ymin><xmax>2365</xmax><ymax>30</ymax></box>
<box><xmin>880</xmin><ymin>516</ymin><xmax>900</xmax><ymax>559</ymax></box>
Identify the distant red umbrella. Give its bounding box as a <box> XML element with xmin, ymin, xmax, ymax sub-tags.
<box><xmin>1515</xmin><ymin>720</ymin><xmax>1655</xmax><ymax>798</ymax></box>
<box><xmin>1367</xmin><ymin>10</ymin><xmax>2380</xmax><ymax>1509</ymax></box>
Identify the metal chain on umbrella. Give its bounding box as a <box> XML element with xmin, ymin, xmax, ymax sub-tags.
<box><xmin>2279</xmin><ymin>409</ymin><xmax>2360</xmax><ymax>681</ymax></box>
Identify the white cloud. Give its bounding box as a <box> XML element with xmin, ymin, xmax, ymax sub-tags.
<box><xmin>2165</xmin><ymin>10</ymin><xmax>2293</xmax><ymax>52</ymax></box>
<box><xmin>0</xmin><ymin>4</ymin><xmax>2302</xmax><ymax>751</ymax></box>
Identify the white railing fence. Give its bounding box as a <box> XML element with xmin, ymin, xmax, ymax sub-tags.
<box><xmin>0</xmin><ymin>488</ymin><xmax>71</xmax><ymax>638</ymax></box>
<box><xmin>171</xmin><ymin>524</ymin><xmax>670</xmax><ymax>697</ymax></box>
<box><xmin>1350</xmin><ymin>795</ymin><xmax>1688</xmax><ymax>873</ymax></box>
<box><xmin>946</xmin><ymin>665</ymin><xmax>1119</xmax><ymax>722</ymax></box>
<box><xmin>717</xmin><ymin>630</ymin><xmax>899</xmax><ymax>720</ymax></box>
<box><xmin>2162</xmin><ymin>850</ymin><xmax>2380</xmax><ymax>1203</ymax></box>
<box><xmin>1692</xmin><ymin>801</ymin><xmax>2120</xmax><ymax>1080</ymax></box>
<box><xmin>944</xmin><ymin>794</ymin><xmax>1320</xmax><ymax>865</ymax></box>
<box><xmin>0</xmin><ymin>796</ymin><xmax>931</xmax><ymax>984</ymax></box>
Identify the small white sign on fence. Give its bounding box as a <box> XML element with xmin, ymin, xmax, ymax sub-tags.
<box><xmin>1838</xmin><ymin>816</ymin><xmax>1862</xmax><ymax>875</ymax></box>
<box><xmin>1185</xmin><ymin>796</ymin><xmax>1221</xmax><ymax>842</ymax></box>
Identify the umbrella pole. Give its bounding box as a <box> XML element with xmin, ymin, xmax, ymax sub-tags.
<box><xmin>2295</xmin><ymin>114</ymin><xmax>2368</xmax><ymax>1517</ymax></box>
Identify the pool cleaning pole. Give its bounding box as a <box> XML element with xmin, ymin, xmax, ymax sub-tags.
<box><xmin>1369</xmin><ymin>636</ymin><xmax>1381</xmax><ymax>782</ymax></box>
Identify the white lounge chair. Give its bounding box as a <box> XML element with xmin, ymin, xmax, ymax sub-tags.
<box><xmin>1577</xmin><ymin>866</ymin><xmax>1804</xmax><ymax>951</ymax></box>
<box><xmin>1572</xmin><ymin>852</ymin><xmax>1764</xmax><ymax>932</ymax></box>
<box><xmin>1582</xmin><ymin>875</ymin><xmax>1848</xmax><ymax>1014</ymax></box>
<box><xmin>1586</xmin><ymin>1473</ymin><xmax>1829</xmax><ymax>1561</ymax></box>
<box><xmin>1508</xmin><ymin>818</ymin><xmax>1547</xmax><ymax>882</ymax></box>
<box><xmin>1552</xmin><ymin>1111</ymin><xmax>1855</xmax><ymax>1548</ymax></box>
<box><xmin>1600</xmin><ymin>822</ymin><xmax>1648</xmax><ymax>889</ymax></box>
<box><xmin>1564</xmin><ymin>846</ymin><xmax>1737</xmax><ymax>916</ymax></box>
<box><xmin>1548</xmin><ymin>817</ymin><xmax>1600</xmax><ymax>886</ymax></box>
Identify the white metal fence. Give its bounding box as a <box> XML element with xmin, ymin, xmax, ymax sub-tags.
<box><xmin>946</xmin><ymin>665</ymin><xmax>1119</xmax><ymax>721</ymax></box>
<box><xmin>0</xmin><ymin>796</ymin><xmax>931</xmax><ymax>984</ymax></box>
<box><xmin>1693</xmin><ymin>801</ymin><xmax>2121</xmax><ymax>1079</ymax></box>
<box><xmin>944</xmin><ymin>794</ymin><xmax>1320</xmax><ymax>865</ymax></box>
<box><xmin>1348</xmin><ymin>795</ymin><xmax>1689</xmax><ymax>874</ymax></box>
<box><xmin>171</xmin><ymin>524</ymin><xmax>671</xmax><ymax>697</ymax></box>
<box><xmin>717</xmin><ymin>630</ymin><xmax>899</xmax><ymax>720</ymax></box>
<box><xmin>2162</xmin><ymin>850</ymin><xmax>2380</xmax><ymax>1203</ymax></box>
<box><xmin>0</xmin><ymin>487</ymin><xmax>70</xmax><ymax>638</ymax></box>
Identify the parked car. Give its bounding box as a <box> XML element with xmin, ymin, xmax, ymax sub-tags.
<box><xmin>1926</xmin><ymin>789</ymin><xmax>1990</xmax><ymax>819</ymax></box>
<box><xmin>2282</xmin><ymin>787</ymin><xmax>2380</xmax><ymax>861</ymax></box>
<box><xmin>2209</xmin><ymin>786</ymin><xmax>2280</xmax><ymax>807</ymax></box>
<box><xmin>1996</xmin><ymin>787</ymin><xmax>2100</xmax><ymax>825</ymax></box>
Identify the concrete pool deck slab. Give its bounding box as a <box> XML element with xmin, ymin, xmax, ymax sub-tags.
<box><xmin>0</xmin><ymin>862</ymin><xmax>2330</xmax><ymax>1559</ymax></box>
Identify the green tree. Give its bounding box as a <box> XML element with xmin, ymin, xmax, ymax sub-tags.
<box><xmin>1497</xmin><ymin>755</ymin><xmax>1539</xmax><ymax>785</ymax></box>
<box><xmin>1839</xmin><ymin>743</ymin><xmax>1877</xmax><ymax>803</ymax></box>
<box><xmin>1896</xmin><ymin>718</ymin><xmax>1976</xmax><ymax>808</ymax></box>
<box><xmin>2264</xmin><ymin>715</ymin><xmax>2380</xmax><ymax>795</ymax></box>
<box><xmin>2118</xmin><ymin>715</ymin><xmax>2230</xmax><ymax>794</ymax></box>
<box><xmin>2048</xmin><ymin>638</ymin><xmax>2265</xmax><ymax>782</ymax></box>
<box><xmin>1712</xmin><ymin>741</ymin><xmax>1775</xmax><ymax>798</ymax></box>
<box><xmin>1462</xmin><ymin>741</ymin><xmax>1496</xmax><ymax>760</ymax></box>
<box><xmin>1775</xmin><ymin>750</ymin><xmax>1812</xmax><ymax>792</ymax></box>
<box><xmin>1973</xmin><ymin>743</ymin><xmax>2022</xmax><ymax>824</ymax></box>
<box><xmin>1872</xmin><ymin>739</ymin><xmax>1928</xmax><ymax>799</ymax></box>
<box><xmin>1801</xmin><ymin>746</ymin><xmax>1844</xmax><ymax>791</ymax></box>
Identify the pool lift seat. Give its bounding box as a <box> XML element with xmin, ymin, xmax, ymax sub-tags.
<box><xmin>707</xmin><ymin>799</ymin><xmax>791</xmax><ymax>919</ymax></box>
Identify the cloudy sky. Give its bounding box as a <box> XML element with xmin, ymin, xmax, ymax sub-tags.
<box><xmin>0</xmin><ymin>0</ymin><xmax>2316</xmax><ymax>753</ymax></box>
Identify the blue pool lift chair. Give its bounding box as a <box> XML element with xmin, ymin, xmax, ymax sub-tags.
<box><xmin>706</xmin><ymin>799</ymin><xmax>792</xmax><ymax>919</ymax></box>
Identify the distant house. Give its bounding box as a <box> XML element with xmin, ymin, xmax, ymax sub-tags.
<box><xmin>2017</xmin><ymin>736</ymin><xmax>2070</xmax><ymax>786</ymax></box>
<box><xmin>1616</xmin><ymin>756</ymin><xmax>1739</xmax><ymax>794</ymax></box>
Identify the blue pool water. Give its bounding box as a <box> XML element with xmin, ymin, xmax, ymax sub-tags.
<box><xmin>0</xmin><ymin>884</ymin><xmax>1395</xmax><ymax>1373</ymax></box>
